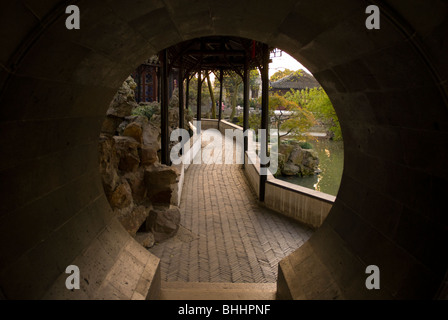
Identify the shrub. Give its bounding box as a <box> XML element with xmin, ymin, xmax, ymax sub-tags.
<box><xmin>299</xmin><ymin>141</ymin><xmax>313</xmax><ymax>149</ymax></box>
<box><xmin>132</xmin><ymin>101</ymin><xmax>160</xmax><ymax>120</ymax></box>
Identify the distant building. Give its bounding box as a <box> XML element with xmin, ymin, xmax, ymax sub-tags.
<box><xmin>131</xmin><ymin>55</ymin><xmax>178</xmax><ymax>103</ymax></box>
<box><xmin>270</xmin><ymin>70</ymin><xmax>321</xmax><ymax>95</ymax></box>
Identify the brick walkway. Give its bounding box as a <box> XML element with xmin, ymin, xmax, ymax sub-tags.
<box><xmin>148</xmin><ymin>133</ymin><xmax>313</xmax><ymax>283</ymax></box>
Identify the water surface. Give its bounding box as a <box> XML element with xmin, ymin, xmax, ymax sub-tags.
<box><xmin>277</xmin><ymin>138</ymin><xmax>344</xmax><ymax>197</ymax></box>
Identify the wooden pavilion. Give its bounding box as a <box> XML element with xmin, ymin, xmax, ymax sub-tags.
<box><xmin>158</xmin><ymin>36</ymin><xmax>272</xmax><ymax>201</ymax></box>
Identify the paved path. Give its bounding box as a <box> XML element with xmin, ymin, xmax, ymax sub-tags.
<box><xmin>148</xmin><ymin>134</ymin><xmax>313</xmax><ymax>283</ymax></box>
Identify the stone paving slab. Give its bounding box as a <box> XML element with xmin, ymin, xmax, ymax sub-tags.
<box><xmin>148</xmin><ymin>134</ymin><xmax>313</xmax><ymax>283</ymax></box>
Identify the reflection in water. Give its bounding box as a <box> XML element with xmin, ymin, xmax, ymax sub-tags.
<box><xmin>277</xmin><ymin>138</ymin><xmax>344</xmax><ymax>197</ymax></box>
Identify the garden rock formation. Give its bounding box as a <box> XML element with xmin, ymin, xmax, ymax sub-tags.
<box><xmin>280</xmin><ymin>145</ymin><xmax>320</xmax><ymax>176</ymax></box>
<box><xmin>98</xmin><ymin>77</ymin><xmax>183</xmax><ymax>248</ymax></box>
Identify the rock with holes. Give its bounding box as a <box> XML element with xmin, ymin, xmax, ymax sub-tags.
<box><xmin>142</xmin><ymin>121</ymin><xmax>161</xmax><ymax>150</ymax></box>
<box><xmin>107</xmin><ymin>76</ymin><xmax>139</xmax><ymax>118</ymax></box>
<box><xmin>122</xmin><ymin>168</ymin><xmax>147</xmax><ymax>203</ymax></box>
<box><xmin>116</xmin><ymin>205</ymin><xmax>150</xmax><ymax>237</ymax></box>
<box><xmin>135</xmin><ymin>232</ymin><xmax>155</xmax><ymax>248</ymax></box>
<box><xmin>283</xmin><ymin>146</ymin><xmax>319</xmax><ymax>176</ymax></box>
<box><xmin>101</xmin><ymin>116</ymin><xmax>124</xmax><ymax>135</ymax></box>
<box><xmin>108</xmin><ymin>180</ymin><xmax>133</xmax><ymax>210</ymax></box>
<box><xmin>282</xmin><ymin>162</ymin><xmax>301</xmax><ymax>176</ymax></box>
<box><xmin>123</xmin><ymin>122</ymin><xmax>143</xmax><ymax>144</ymax></box>
<box><xmin>98</xmin><ymin>134</ymin><xmax>120</xmax><ymax>197</ymax></box>
<box><xmin>113</xmin><ymin>136</ymin><xmax>141</xmax><ymax>172</ymax></box>
<box><xmin>141</xmin><ymin>145</ymin><xmax>159</xmax><ymax>166</ymax></box>
<box><xmin>144</xmin><ymin>164</ymin><xmax>179</xmax><ymax>205</ymax></box>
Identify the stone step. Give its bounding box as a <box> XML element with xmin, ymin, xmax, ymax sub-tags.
<box><xmin>160</xmin><ymin>282</ymin><xmax>277</xmax><ymax>300</ymax></box>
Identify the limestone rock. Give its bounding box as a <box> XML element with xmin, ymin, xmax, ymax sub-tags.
<box><xmin>117</xmin><ymin>205</ymin><xmax>149</xmax><ymax>237</ymax></box>
<box><xmin>282</xmin><ymin>162</ymin><xmax>301</xmax><ymax>176</ymax></box>
<box><xmin>123</xmin><ymin>168</ymin><xmax>146</xmax><ymax>203</ymax></box>
<box><xmin>123</xmin><ymin>122</ymin><xmax>143</xmax><ymax>144</ymax></box>
<box><xmin>142</xmin><ymin>121</ymin><xmax>161</xmax><ymax>149</ymax></box>
<box><xmin>169</xmin><ymin>108</ymin><xmax>179</xmax><ymax>128</ymax></box>
<box><xmin>282</xmin><ymin>146</ymin><xmax>319</xmax><ymax>176</ymax></box>
<box><xmin>101</xmin><ymin>116</ymin><xmax>124</xmax><ymax>135</ymax></box>
<box><xmin>141</xmin><ymin>145</ymin><xmax>159</xmax><ymax>166</ymax></box>
<box><xmin>146</xmin><ymin>206</ymin><xmax>181</xmax><ymax>242</ymax></box>
<box><xmin>113</xmin><ymin>136</ymin><xmax>141</xmax><ymax>172</ymax></box>
<box><xmin>126</xmin><ymin>115</ymin><xmax>149</xmax><ymax>127</ymax></box>
<box><xmin>135</xmin><ymin>232</ymin><xmax>155</xmax><ymax>248</ymax></box>
<box><xmin>288</xmin><ymin>147</ymin><xmax>305</xmax><ymax>165</ymax></box>
<box><xmin>98</xmin><ymin>135</ymin><xmax>120</xmax><ymax>197</ymax></box>
<box><xmin>109</xmin><ymin>180</ymin><xmax>133</xmax><ymax>210</ymax></box>
<box><xmin>144</xmin><ymin>164</ymin><xmax>180</xmax><ymax>205</ymax></box>
<box><xmin>107</xmin><ymin>77</ymin><xmax>139</xmax><ymax>118</ymax></box>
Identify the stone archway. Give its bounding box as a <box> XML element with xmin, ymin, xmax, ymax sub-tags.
<box><xmin>0</xmin><ymin>0</ymin><xmax>447</xmax><ymax>299</ymax></box>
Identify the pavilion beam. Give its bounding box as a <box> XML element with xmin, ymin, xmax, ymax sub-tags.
<box><xmin>160</xmin><ymin>49</ymin><xmax>170</xmax><ymax>165</ymax></box>
<box><xmin>185</xmin><ymin>50</ymin><xmax>246</xmax><ymax>56</ymax></box>
<box><xmin>243</xmin><ymin>56</ymin><xmax>250</xmax><ymax>160</ymax></box>
<box><xmin>218</xmin><ymin>68</ymin><xmax>224</xmax><ymax>131</ymax></box>
<box><xmin>259</xmin><ymin>44</ymin><xmax>270</xmax><ymax>202</ymax></box>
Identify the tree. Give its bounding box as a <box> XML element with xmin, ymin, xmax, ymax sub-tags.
<box><xmin>187</xmin><ymin>72</ymin><xmax>211</xmax><ymax>116</ymax></box>
<box><xmin>238</xmin><ymin>94</ymin><xmax>316</xmax><ymax>143</ymax></box>
<box><xmin>269</xmin><ymin>95</ymin><xmax>316</xmax><ymax>143</ymax></box>
<box><xmin>206</xmin><ymin>72</ymin><xmax>216</xmax><ymax>119</ymax></box>
<box><xmin>270</xmin><ymin>68</ymin><xmax>294</xmax><ymax>82</ymax></box>
<box><xmin>249</xmin><ymin>69</ymin><xmax>261</xmax><ymax>100</ymax></box>
<box><xmin>214</xmin><ymin>71</ymin><xmax>243</xmax><ymax>120</ymax></box>
<box><xmin>285</xmin><ymin>87</ymin><xmax>342</xmax><ymax>140</ymax></box>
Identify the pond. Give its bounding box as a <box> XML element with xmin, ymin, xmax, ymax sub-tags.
<box><xmin>276</xmin><ymin>138</ymin><xmax>344</xmax><ymax>197</ymax></box>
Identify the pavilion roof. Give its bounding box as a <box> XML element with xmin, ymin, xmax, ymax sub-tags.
<box><xmin>166</xmin><ymin>36</ymin><xmax>269</xmax><ymax>77</ymax></box>
<box><xmin>270</xmin><ymin>71</ymin><xmax>321</xmax><ymax>91</ymax></box>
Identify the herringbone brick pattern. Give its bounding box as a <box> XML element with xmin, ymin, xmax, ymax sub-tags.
<box><xmin>148</xmin><ymin>134</ymin><xmax>313</xmax><ymax>283</ymax></box>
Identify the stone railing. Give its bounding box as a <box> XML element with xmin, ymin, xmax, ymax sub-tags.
<box><xmin>244</xmin><ymin>151</ymin><xmax>334</xmax><ymax>229</ymax></box>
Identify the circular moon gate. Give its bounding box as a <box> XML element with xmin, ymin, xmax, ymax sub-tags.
<box><xmin>0</xmin><ymin>0</ymin><xmax>447</xmax><ymax>299</ymax></box>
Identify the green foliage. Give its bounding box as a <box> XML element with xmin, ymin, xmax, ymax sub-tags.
<box><xmin>237</xmin><ymin>111</ymin><xmax>262</xmax><ymax>132</ymax></box>
<box><xmin>132</xmin><ymin>101</ymin><xmax>160</xmax><ymax>120</ymax></box>
<box><xmin>206</xmin><ymin>73</ymin><xmax>216</xmax><ymax>119</ymax></box>
<box><xmin>249</xmin><ymin>69</ymin><xmax>261</xmax><ymax>93</ymax></box>
<box><xmin>270</xmin><ymin>69</ymin><xmax>294</xmax><ymax>82</ymax></box>
<box><xmin>284</xmin><ymin>87</ymin><xmax>342</xmax><ymax>141</ymax></box>
<box><xmin>299</xmin><ymin>141</ymin><xmax>313</xmax><ymax>149</ymax></box>
<box><xmin>214</xmin><ymin>69</ymin><xmax>261</xmax><ymax>119</ymax></box>
<box><xmin>249</xmin><ymin>98</ymin><xmax>259</xmax><ymax>109</ymax></box>
<box><xmin>237</xmin><ymin>94</ymin><xmax>316</xmax><ymax>142</ymax></box>
<box><xmin>270</xmin><ymin>69</ymin><xmax>304</xmax><ymax>82</ymax></box>
<box><xmin>269</xmin><ymin>94</ymin><xmax>316</xmax><ymax>142</ymax></box>
<box><xmin>223</xmin><ymin>71</ymin><xmax>243</xmax><ymax>119</ymax></box>
<box><xmin>187</xmin><ymin>72</ymin><xmax>212</xmax><ymax>111</ymax></box>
